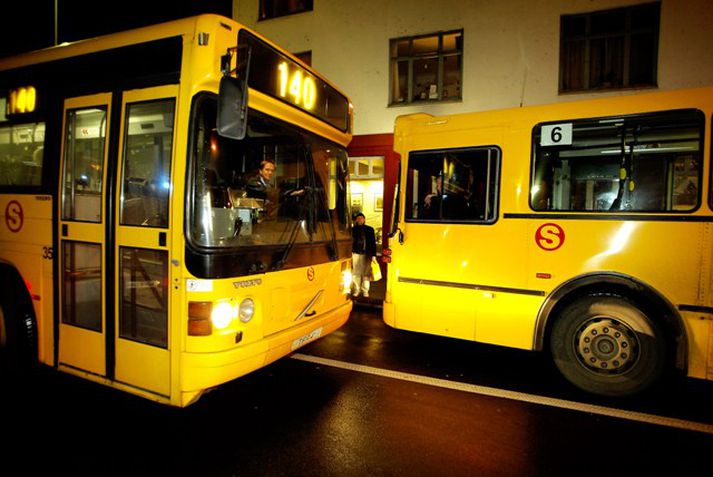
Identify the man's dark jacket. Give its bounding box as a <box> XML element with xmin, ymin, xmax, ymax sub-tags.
<box><xmin>352</xmin><ymin>224</ymin><xmax>376</xmax><ymax>257</ymax></box>
<box><xmin>352</xmin><ymin>224</ymin><xmax>377</xmax><ymax>256</ymax></box>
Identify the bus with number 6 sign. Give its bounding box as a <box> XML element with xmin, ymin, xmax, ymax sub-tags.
<box><xmin>384</xmin><ymin>86</ymin><xmax>713</xmax><ymax>397</ymax></box>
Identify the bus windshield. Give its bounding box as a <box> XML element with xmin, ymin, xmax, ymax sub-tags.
<box><xmin>189</xmin><ymin>95</ymin><xmax>350</xmax><ymax>255</ymax></box>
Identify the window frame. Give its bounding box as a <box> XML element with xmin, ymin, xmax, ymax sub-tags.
<box><xmin>61</xmin><ymin>239</ymin><xmax>103</xmax><ymax>332</ymax></box>
<box><xmin>258</xmin><ymin>0</ymin><xmax>313</xmax><ymax>21</ymax></box>
<box><xmin>118</xmin><ymin>246</ymin><xmax>169</xmax><ymax>349</ymax></box>
<box><xmin>0</xmin><ymin>118</ymin><xmax>47</xmax><ymax>192</ymax></box>
<box><xmin>404</xmin><ymin>145</ymin><xmax>501</xmax><ymax>225</ymax></box>
<box><xmin>118</xmin><ymin>97</ymin><xmax>176</xmax><ymax>229</ymax></box>
<box><xmin>61</xmin><ymin>106</ymin><xmax>108</xmax><ymax>223</ymax></box>
<box><xmin>559</xmin><ymin>2</ymin><xmax>660</xmax><ymax>93</ymax></box>
<box><xmin>293</xmin><ymin>50</ymin><xmax>312</xmax><ymax>67</ymax></box>
<box><xmin>349</xmin><ymin>156</ymin><xmax>384</xmax><ymax>180</ymax></box>
<box><xmin>389</xmin><ymin>29</ymin><xmax>464</xmax><ymax>106</ymax></box>
<box><xmin>529</xmin><ymin>109</ymin><xmax>706</xmax><ymax>214</ymax></box>
<box><xmin>184</xmin><ymin>93</ymin><xmax>352</xmax><ymax>280</ymax></box>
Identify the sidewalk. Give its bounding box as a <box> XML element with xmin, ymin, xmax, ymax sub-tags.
<box><xmin>352</xmin><ymin>277</ymin><xmax>386</xmax><ymax>308</ymax></box>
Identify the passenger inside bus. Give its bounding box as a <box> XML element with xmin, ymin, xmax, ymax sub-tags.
<box><xmin>406</xmin><ymin>148</ymin><xmax>499</xmax><ymax>223</ymax></box>
<box><xmin>422</xmin><ymin>172</ymin><xmax>470</xmax><ymax>220</ymax></box>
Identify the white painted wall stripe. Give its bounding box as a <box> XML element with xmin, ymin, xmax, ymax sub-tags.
<box><xmin>291</xmin><ymin>353</ymin><xmax>713</xmax><ymax>435</ymax></box>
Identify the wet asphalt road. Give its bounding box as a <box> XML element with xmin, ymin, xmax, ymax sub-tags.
<box><xmin>2</xmin><ymin>304</ymin><xmax>713</xmax><ymax>476</ymax></box>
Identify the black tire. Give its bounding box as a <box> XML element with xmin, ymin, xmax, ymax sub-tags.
<box><xmin>550</xmin><ymin>294</ymin><xmax>667</xmax><ymax>397</ymax></box>
<box><xmin>0</xmin><ymin>279</ymin><xmax>37</xmax><ymax>374</ymax></box>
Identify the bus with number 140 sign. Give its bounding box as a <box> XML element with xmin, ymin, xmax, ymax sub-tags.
<box><xmin>0</xmin><ymin>14</ymin><xmax>354</xmax><ymax>406</ymax></box>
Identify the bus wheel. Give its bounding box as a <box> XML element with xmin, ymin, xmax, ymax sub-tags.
<box><xmin>550</xmin><ymin>294</ymin><xmax>666</xmax><ymax>397</ymax></box>
<box><xmin>0</xmin><ymin>290</ymin><xmax>37</xmax><ymax>374</ymax></box>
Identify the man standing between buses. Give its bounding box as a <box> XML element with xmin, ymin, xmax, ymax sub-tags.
<box><xmin>351</xmin><ymin>212</ymin><xmax>376</xmax><ymax>297</ymax></box>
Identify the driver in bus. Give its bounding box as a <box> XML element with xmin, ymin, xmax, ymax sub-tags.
<box><xmin>246</xmin><ymin>159</ymin><xmax>277</xmax><ymax>200</ymax></box>
<box><xmin>423</xmin><ymin>172</ymin><xmax>469</xmax><ymax>220</ymax></box>
<box><xmin>423</xmin><ymin>174</ymin><xmax>444</xmax><ymax>219</ymax></box>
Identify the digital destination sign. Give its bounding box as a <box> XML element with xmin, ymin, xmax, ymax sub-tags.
<box><xmin>237</xmin><ymin>30</ymin><xmax>350</xmax><ymax>132</ymax></box>
<box><xmin>6</xmin><ymin>86</ymin><xmax>36</xmax><ymax>116</ymax></box>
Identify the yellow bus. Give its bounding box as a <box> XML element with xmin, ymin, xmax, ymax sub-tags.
<box><xmin>384</xmin><ymin>86</ymin><xmax>713</xmax><ymax>397</ymax></box>
<box><xmin>0</xmin><ymin>14</ymin><xmax>354</xmax><ymax>406</ymax></box>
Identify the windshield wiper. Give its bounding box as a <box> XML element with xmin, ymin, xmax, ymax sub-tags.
<box><xmin>271</xmin><ymin>201</ymin><xmax>307</xmax><ymax>271</ymax></box>
<box><xmin>271</xmin><ymin>179</ymin><xmax>317</xmax><ymax>271</ymax></box>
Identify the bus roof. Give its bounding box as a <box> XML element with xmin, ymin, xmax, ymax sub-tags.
<box><xmin>0</xmin><ymin>14</ymin><xmax>350</xmax><ymax>104</ymax></box>
<box><xmin>0</xmin><ymin>15</ymin><xmax>211</xmax><ymax>71</ymax></box>
<box><xmin>394</xmin><ymin>86</ymin><xmax>713</xmax><ymax>136</ymax></box>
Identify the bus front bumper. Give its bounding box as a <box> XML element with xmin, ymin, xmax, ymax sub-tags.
<box><xmin>181</xmin><ymin>300</ymin><xmax>352</xmax><ymax>395</ymax></box>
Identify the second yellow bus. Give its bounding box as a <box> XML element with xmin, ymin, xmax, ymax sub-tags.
<box><xmin>385</xmin><ymin>86</ymin><xmax>713</xmax><ymax>397</ymax></box>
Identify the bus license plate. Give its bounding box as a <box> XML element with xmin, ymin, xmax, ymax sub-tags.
<box><xmin>291</xmin><ymin>327</ymin><xmax>323</xmax><ymax>351</ymax></box>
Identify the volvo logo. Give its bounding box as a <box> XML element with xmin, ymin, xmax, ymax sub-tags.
<box><xmin>233</xmin><ymin>278</ymin><xmax>263</xmax><ymax>289</ymax></box>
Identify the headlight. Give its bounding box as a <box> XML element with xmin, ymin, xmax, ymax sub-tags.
<box><xmin>211</xmin><ymin>301</ymin><xmax>235</xmax><ymax>330</ymax></box>
<box><xmin>239</xmin><ymin>298</ymin><xmax>255</xmax><ymax>323</ymax></box>
<box><xmin>341</xmin><ymin>269</ymin><xmax>353</xmax><ymax>294</ymax></box>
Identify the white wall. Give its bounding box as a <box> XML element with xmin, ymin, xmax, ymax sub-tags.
<box><xmin>234</xmin><ymin>0</ymin><xmax>713</xmax><ymax>136</ymax></box>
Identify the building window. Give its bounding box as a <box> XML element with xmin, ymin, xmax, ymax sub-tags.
<box><xmin>349</xmin><ymin>156</ymin><xmax>384</xmax><ymax>179</ymax></box>
<box><xmin>389</xmin><ymin>30</ymin><xmax>463</xmax><ymax>106</ymax></box>
<box><xmin>560</xmin><ymin>2</ymin><xmax>660</xmax><ymax>93</ymax></box>
<box><xmin>259</xmin><ymin>0</ymin><xmax>313</xmax><ymax>21</ymax></box>
<box><xmin>293</xmin><ymin>50</ymin><xmax>312</xmax><ymax>67</ymax></box>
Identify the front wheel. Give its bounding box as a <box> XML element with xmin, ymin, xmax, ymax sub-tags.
<box><xmin>0</xmin><ymin>289</ymin><xmax>37</xmax><ymax>374</ymax></box>
<box><xmin>550</xmin><ymin>295</ymin><xmax>667</xmax><ymax>397</ymax></box>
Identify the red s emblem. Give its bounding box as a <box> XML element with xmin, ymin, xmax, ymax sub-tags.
<box><xmin>307</xmin><ymin>267</ymin><xmax>315</xmax><ymax>281</ymax></box>
<box><xmin>535</xmin><ymin>223</ymin><xmax>565</xmax><ymax>251</ymax></box>
<box><xmin>5</xmin><ymin>200</ymin><xmax>24</xmax><ymax>233</ymax></box>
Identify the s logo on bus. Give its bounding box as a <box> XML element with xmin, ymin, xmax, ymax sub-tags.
<box><xmin>535</xmin><ymin>223</ymin><xmax>565</xmax><ymax>251</ymax></box>
<box><xmin>307</xmin><ymin>267</ymin><xmax>315</xmax><ymax>281</ymax></box>
<box><xmin>5</xmin><ymin>200</ymin><xmax>24</xmax><ymax>233</ymax></box>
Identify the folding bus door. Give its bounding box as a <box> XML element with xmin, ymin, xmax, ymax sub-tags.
<box><xmin>58</xmin><ymin>93</ymin><xmax>112</xmax><ymax>377</ymax></box>
<box><xmin>113</xmin><ymin>86</ymin><xmax>177</xmax><ymax>397</ymax></box>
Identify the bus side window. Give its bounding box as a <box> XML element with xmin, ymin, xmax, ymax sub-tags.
<box><xmin>405</xmin><ymin>147</ymin><xmax>500</xmax><ymax>223</ymax></box>
<box><xmin>0</xmin><ymin>122</ymin><xmax>45</xmax><ymax>187</ymax></box>
<box><xmin>531</xmin><ymin>110</ymin><xmax>703</xmax><ymax>213</ymax></box>
<box><xmin>120</xmin><ymin>99</ymin><xmax>176</xmax><ymax>227</ymax></box>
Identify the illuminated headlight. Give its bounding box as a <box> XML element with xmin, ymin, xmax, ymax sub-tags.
<box><xmin>341</xmin><ymin>269</ymin><xmax>353</xmax><ymax>294</ymax></box>
<box><xmin>211</xmin><ymin>302</ymin><xmax>235</xmax><ymax>330</ymax></box>
<box><xmin>239</xmin><ymin>298</ymin><xmax>255</xmax><ymax>323</ymax></box>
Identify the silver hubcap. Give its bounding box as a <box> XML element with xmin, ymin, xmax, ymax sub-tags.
<box><xmin>574</xmin><ymin>317</ymin><xmax>639</xmax><ymax>375</ymax></box>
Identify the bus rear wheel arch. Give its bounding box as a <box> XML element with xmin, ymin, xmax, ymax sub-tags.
<box><xmin>550</xmin><ymin>294</ymin><xmax>668</xmax><ymax>397</ymax></box>
<box><xmin>0</xmin><ymin>267</ymin><xmax>38</xmax><ymax>373</ymax></box>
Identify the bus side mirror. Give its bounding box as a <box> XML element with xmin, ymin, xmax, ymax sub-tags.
<box><xmin>217</xmin><ymin>75</ymin><xmax>248</xmax><ymax>140</ymax></box>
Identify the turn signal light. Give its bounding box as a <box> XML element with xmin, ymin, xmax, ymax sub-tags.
<box><xmin>382</xmin><ymin>248</ymin><xmax>392</xmax><ymax>263</ymax></box>
<box><xmin>188</xmin><ymin>301</ymin><xmax>212</xmax><ymax>336</ymax></box>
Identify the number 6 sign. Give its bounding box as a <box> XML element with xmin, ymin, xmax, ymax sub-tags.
<box><xmin>540</xmin><ymin>123</ymin><xmax>573</xmax><ymax>146</ymax></box>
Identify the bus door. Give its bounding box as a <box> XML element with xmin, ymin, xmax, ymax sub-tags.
<box><xmin>58</xmin><ymin>93</ymin><xmax>112</xmax><ymax>377</ymax></box>
<box><xmin>113</xmin><ymin>86</ymin><xmax>177</xmax><ymax>397</ymax></box>
<box><xmin>395</xmin><ymin>146</ymin><xmax>504</xmax><ymax>341</ymax></box>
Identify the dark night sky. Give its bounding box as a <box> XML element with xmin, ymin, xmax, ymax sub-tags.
<box><xmin>0</xmin><ymin>0</ymin><xmax>232</xmax><ymax>58</ymax></box>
